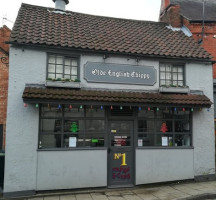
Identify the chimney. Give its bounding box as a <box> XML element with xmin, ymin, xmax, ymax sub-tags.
<box><xmin>53</xmin><ymin>0</ymin><xmax>69</xmax><ymax>11</ymax></box>
<box><xmin>160</xmin><ymin>2</ymin><xmax>182</xmax><ymax>28</ymax></box>
<box><xmin>160</xmin><ymin>0</ymin><xmax>171</xmax><ymax>14</ymax></box>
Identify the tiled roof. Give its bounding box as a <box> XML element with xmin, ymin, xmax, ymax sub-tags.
<box><xmin>22</xmin><ymin>87</ymin><xmax>212</xmax><ymax>107</ymax></box>
<box><xmin>171</xmin><ymin>0</ymin><xmax>216</xmax><ymax>22</ymax></box>
<box><xmin>10</xmin><ymin>3</ymin><xmax>211</xmax><ymax>60</ymax></box>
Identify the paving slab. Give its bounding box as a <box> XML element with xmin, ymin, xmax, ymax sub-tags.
<box><xmin>60</xmin><ymin>194</ymin><xmax>76</xmax><ymax>200</ymax></box>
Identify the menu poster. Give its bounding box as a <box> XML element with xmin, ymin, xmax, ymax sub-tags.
<box><xmin>162</xmin><ymin>137</ymin><xmax>168</xmax><ymax>146</ymax></box>
<box><xmin>138</xmin><ymin>139</ymin><xmax>143</xmax><ymax>147</ymax></box>
<box><xmin>69</xmin><ymin>137</ymin><xmax>77</xmax><ymax>147</ymax></box>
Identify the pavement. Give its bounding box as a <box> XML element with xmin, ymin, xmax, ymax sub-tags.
<box><xmin>1</xmin><ymin>180</ymin><xmax>216</xmax><ymax>200</ymax></box>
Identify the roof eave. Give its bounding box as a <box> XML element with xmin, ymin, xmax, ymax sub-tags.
<box><xmin>8</xmin><ymin>41</ymin><xmax>213</xmax><ymax>64</ymax></box>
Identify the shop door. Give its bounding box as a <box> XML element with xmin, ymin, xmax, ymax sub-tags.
<box><xmin>108</xmin><ymin>121</ymin><xmax>134</xmax><ymax>187</ymax></box>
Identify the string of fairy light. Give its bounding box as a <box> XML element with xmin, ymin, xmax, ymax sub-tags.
<box><xmin>23</xmin><ymin>103</ymin><xmax>210</xmax><ymax>112</ymax></box>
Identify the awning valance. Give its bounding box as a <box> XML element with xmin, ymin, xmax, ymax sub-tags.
<box><xmin>22</xmin><ymin>87</ymin><xmax>212</xmax><ymax>107</ymax></box>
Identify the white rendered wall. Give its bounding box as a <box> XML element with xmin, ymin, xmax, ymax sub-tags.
<box><xmin>4</xmin><ymin>47</ymin><xmax>215</xmax><ymax>193</ymax></box>
<box><xmin>36</xmin><ymin>151</ymin><xmax>107</xmax><ymax>190</ymax></box>
<box><xmin>186</xmin><ymin>63</ymin><xmax>215</xmax><ymax>176</ymax></box>
<box><xmin>136</xmin><ymin>149</ymin><xmax>194</xmax><ymax>184</ymax></box>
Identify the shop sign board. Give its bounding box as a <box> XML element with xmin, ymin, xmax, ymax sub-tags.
<box><xmin>84</xmin><ymin>62</ymin><xmax>156</xmax><ymax>85</ymax></box>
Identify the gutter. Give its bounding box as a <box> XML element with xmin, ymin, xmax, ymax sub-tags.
<box><xmin>7</xmin><ymin>41</ymin><xmax>214</xmax><ymax>64</ymax></box>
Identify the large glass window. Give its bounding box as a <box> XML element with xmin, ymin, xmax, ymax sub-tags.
<box><xmin>137</xmin><ymin>108</ymin><xmax>192</xmax><ymax>147</ymax></box>
<box><xmin>47</xmin><ymin>55</ymin><xmax>79</xmax><ymax>81</ymax></box>
<box><xmin>160</xmin><ymin>63</ymin><xmax>184</xmax><ymax>87</ymax></box>
<box><xmin>39</xmin><ymin>104</ymin><xmax>105</xmax><ymax>149</ymax></box>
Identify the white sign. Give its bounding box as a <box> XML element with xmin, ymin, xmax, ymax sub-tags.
<box><xmin>138</xmin><ymin>139</ymin><xmax>143</xmax><ymax>147</ymax></box>
<box><xmin>162</xmin><ymin>137</ymin><xmax>168</xmax><ymax>146</ymax></box>
<box><xmin>69</xmin><ymin>137</ymin><xmax>77</xmax><ymax>147</ymax></box>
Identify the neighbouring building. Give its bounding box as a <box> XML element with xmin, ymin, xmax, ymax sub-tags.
<box><xmin>0</xmin><ymin>25</ymin><xmax>10</xmax><ymax>188</ymax></box>
<box><xmin>3</xmin><ymin>0</ymin><xmax>215</xmax><ymax>197</ymax></box>
<box><xmin>160</xmin><ymin>0</ymin><xmax>216</xmax><ymax>130</ymax></box>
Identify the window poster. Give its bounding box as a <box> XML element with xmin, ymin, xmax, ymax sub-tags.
<box><xmin>69</xmin><ymin>137</ymin><xmax>77</xmax><ymax>147</ymax></box>
<box><xmin>162</xmin><ymin>136</ymin><xmax>168</xmax><ymax>146</ymax></box>
<box><xmin>138</xmin><ymin>139</ymin><xmax>143</xmax><ymax>147</ymax></box>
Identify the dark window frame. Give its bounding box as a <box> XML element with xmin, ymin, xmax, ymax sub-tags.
<box><xmin>46</xmin><ymin>54</ymin><xmax>80</xmax><ymax>81</ymax></box>
<box><xmin>136</xmin><ymin>108</ymin><xmax>192</xmax><ymax>147</ymax></box>
<box><xmin>159</xmin><ymin>63</ymin><xmax>185</xmax><ymax>87</ymax></box>
<box><xmin>39</xmin><ymin>104</ymin><xmax>106</xmax><ymax>149</ymax></box>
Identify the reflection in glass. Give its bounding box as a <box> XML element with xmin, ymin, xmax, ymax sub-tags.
<box><xmin>39</xmin><ymin>134</ymin><xmax>61</xmax><ymax>148</ymax></box>
<box><xmin>138</xmin><ymin>120</ymin><xmax>154</xmax><ymax>132</ymax></box>
<box><xmin>86</xmin><ymin>120</ymin><xmax>105</xmax><ymax>132</ymax></box>
<box><xmin>40</xmin><ymin>119</ymin><xmax>61</xmax><ymax>132</ymax></box>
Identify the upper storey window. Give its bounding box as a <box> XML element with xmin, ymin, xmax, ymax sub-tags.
<box><xmin>160</xmin><ymin>63</ymin><xmax>184</xmax><ymax>87</ymax></box>
<box><xmin>47</xmin><ymin>55</ymin><xmax>78</xmax><ymax>81</ymax></box>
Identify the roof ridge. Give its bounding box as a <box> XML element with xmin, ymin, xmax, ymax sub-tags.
<box><xmin>21</xmin><ymin>3</ymin><xmax>166</xmax><ymax>25</ymax></box>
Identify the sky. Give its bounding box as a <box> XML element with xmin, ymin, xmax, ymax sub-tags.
<box><xmin>0</xmin><ymin>0</ymin><xmax>161</xmax><ymax>29</ymax></box>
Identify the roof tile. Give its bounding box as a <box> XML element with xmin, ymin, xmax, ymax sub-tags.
<box><xmin>10</xmin><ymin>3</ymin><xmax>212</xmax><ymax>60</ymax></box>
<box><xmin>22</xmin><ymin>87</ymin><xmax>212</xmax><ymax>107</ymax></box>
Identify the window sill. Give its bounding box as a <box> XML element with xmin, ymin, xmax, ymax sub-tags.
<box><xmin>45</xmin><ymin>80</ymin><xmax>81</xmax><ymax>88</ymax></box>
<box><xmin>159</xmin><ymin>86</ymin><xmax>190</xmax><ymax>94</ymax></box>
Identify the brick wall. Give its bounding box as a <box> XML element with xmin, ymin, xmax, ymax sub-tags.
<box><xmin>182</xmin><ymin>18</ymin><xmax>216</xmax><ymax>78</ymax></box>
<box><xmin>0</xmin><ymin>26</ymin><xmax>10</xmax><ymax>150</ymax></box>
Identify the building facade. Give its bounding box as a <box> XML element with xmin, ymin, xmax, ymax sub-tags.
<box><xmin>4</xmin><ymin>1</ymin><xmax>215</xmax><ymax>197</ymax></box>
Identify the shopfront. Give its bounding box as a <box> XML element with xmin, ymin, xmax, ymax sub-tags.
<box><xmin>24</xmin><ymin>90</ymin><xmax>205</xmax><ymax>189</ymax></box>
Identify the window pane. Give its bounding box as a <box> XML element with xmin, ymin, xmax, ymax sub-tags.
<box><xmin>138</xmin><ymin>120</ymin><xmax>154</xmax><ymax>132</ymax></box>
<box><xmin>173</xmin><ymin>73</ymin><xmax>177</xmax><ymax>80</ymax></box>
<box><xmin>160</xmin><ymin>65</ymin><xmax>165</xmax><ymax>71</ymax></box>
<box><xmin>174</xmin><ymin>110</ymin><xmax>190</xmax><ymax>119</ymax></box>
<box><xmin>178</xmin><ymin>67</ymin><xmax>183</xmax><ymax>73</ymax></box>
<box><xmin>178</xmin><ymin>81</ymin><xmax>183</xmax><ymax>86</ymax></box>
<box><xmin>40</xmin><ymin>119</ymin><xmax>61</xmax><ymax>132</ymax></box>
<box><xmin>48</xmin><ymin>73</ymin><xmax>55</xmax><ymax>79</ymax></box>
<box><xmin>85</xmin><ymin>134</ymin><xmax>105</xmax><ymax>147</ymax></box>
<box><xmin>156</xmin><ymin>121</ymin><xmax>172</xmax><ymax>132</ymax></box>
<box><xmin>178</xmin><ymin>73</ymin><xmax>183</xmax><ymax>81</ymax></box>
<box><xmin>110</xmin><ymin>122</ymin><xmax>130</xmax><ymax>132</ymax></box>
<box><xmin>64</xmin><ymin>106</ymin><xmax>84</xmax><ymax>117</ymax></box>
<box><xmin>65</xmin><ymin>66</ymin><xmax>71</xmax><ymax>74</ymax></box>
<box><xmin>165</xmin><ymin>80</ymin><xmax>171</xmax><ymax>85</ymax></box>
<box><xmin>63</xmin><ymin>120</ymin><xmax>85</xmax><ymax>133</ymax></box>
<box><xmin>156</xmin><ymin>109</ymin><xmax>173</xmax><ymax>119</ymax></box>
<box><xmin>86</xmin><ymin>120</ymin><xmax>105</xmax><ymax>132</ymax></box>
<box><xmin>56</xmin><ymin>65</ymin><xmax>63</xmax><ymax>73</ymax></box>
<box><xmin>175</xmin><ymin>121</ymin><xmax>190</xmax><ymax>132</ymax></box>
<box><xmin>48</xmin><ymin>56</ymin><xmax>55</xmax><ymax>64</ymax></box>
<box><xmin>138</xmin><ymin>109</ymin><xmax>155</xmax><ymax>118</ymax></box>
<box><xmin>65</xmin><ymin>58</ymin><xmax>71</xmax><ymax>66</ymax></box>
<box><xmin>174</xmin><ymin>134</ymin><xmax>191</xmax><ymax>146</ymax></box>
<box><xmin>166</xmin><ymin>72</ymin><xmax>171</xmax><ymax>80</ymax></box>
<box><xmin>166</xmin><ymin>65</ymin><xmax>171</xmax><ymax>72</ymax></box>
<box><xmin>56</xmin><ymin>56</ymin><xmax>63</xmax><ymax>64</ymax></box>
<box><xmin>71</xmin><ymin>67</ymin><xmax>77</xmax><ymax>76</ymax></box>
<box><xmin>48</xmin><ymin>64</ymin><xmax>55</xmax><ymax>73</ymax></box>
<box><xmin>86</xmin><ymin>106</ymin><xmax>105</xmax><ymax>117</ymax></box>
<box><xmin>56</xmin><ymin>73</ymin><xmax>63</xmax><ymax>79</ymax></box>
<box><xmin>72</xmin><ymin>60</ymin><xmax>78</xmax><ymax>66</ymax></box>
<box><xmin>160</xmin><ymin>72</ymin><xmax>165</xmax><ymax>79</ymax></box>
<box><xmin>39</xmin><ymin>134</ymin><xmax>61</xmax><ymax>148</ymax></box>
<box><xmin>41</xmin><ymin>104</ymin><xmax>62</xmax><ymax>117</ymax></box>
<box><xmin>173</xmin><ymin>67</ymin><xmax>178</xmax><ymax>72</ymax></box>
<box><xmin>64</xmin><ymin>75</ymin><xmax>70</xmax><ymax>79</ymax></box>
<box><xmin>160</xmin><ymin>80</ymin><xmax>165</xmax><ymax>85</ymax></box>
<box><xmin>138</xmin><ymin>134</ymin><xmax>154</xmax><ymax>146</ymax></box>
<box><xmin>173</xmin><ymin>81</ymin><xmax>177</xmax><ymax>86</ymax></box>
<box><xmin>63</xmin><ymin>134</ymin><xmax>84</xmax><ymax>147</ymax></box>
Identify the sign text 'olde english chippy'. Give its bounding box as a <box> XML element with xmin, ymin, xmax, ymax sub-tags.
<box><xmin>84</xmin><ymin>62</ymin><xmax>156</xmax><ymax>85</ymax></box>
